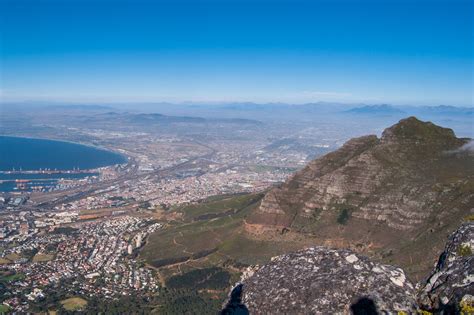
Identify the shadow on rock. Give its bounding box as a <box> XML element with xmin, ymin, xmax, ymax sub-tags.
<box><xmin>221</xmin><ymin>284</ymin><xmax>249</xmax><ymax>315</ymax></box>
<box><xmin>350</xmin><ymin>297</ymin><xmax>379</xmax><ymax>315</ymax></box>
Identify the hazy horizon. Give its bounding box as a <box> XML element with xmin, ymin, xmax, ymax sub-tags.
<box><xmin>1</xmin><ymin>99</ymin><xmax>473</xmax><ymax>109</ymax></box>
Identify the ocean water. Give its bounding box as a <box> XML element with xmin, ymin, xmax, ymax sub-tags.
<box><xmin>0</xmin><ymin>136</ymin><xmax>126</xmax><ymax>192</ymax></box>
<box><xmin>0</xmin><ymin>136</ymin><xmax>126</xmax><ymax>171</ymax></box>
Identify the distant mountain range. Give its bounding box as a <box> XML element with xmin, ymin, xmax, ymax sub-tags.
<box><xmin>89</xmin><ymin>112</ymin><xmax>263</xmax><ymax>125</ymax></box>
<box><xmin>3</xmin><ymin>101</ymin><xmax>472</xmax><ymax>119</ymax></box>
<box><xmin>410</xmin><ymin>105</ymin><xmax>474</xmax><ymax>116</ymax></box>
<box><xmin>344</xmin><ymin>104</ymin><xmax>406</xmax><ymax>115</ymax></box>
<box><xmin>345</xmin><ymin>104</ymin><xmax>474</xmax><ymax>117</ymax></box>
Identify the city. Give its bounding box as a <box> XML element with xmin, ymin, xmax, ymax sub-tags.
<box><xmin>0</xmin><ymin>106</ymin><xmax>348</xmax><ymax>312</ymax></box>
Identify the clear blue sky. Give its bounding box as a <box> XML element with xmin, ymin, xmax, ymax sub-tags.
<box><xmin>0</xmin><ymin>0</ymin><xmax>472</xmax><ymax>105</ymax></box>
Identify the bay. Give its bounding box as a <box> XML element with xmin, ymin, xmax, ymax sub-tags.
<box><xmin>0</xmin><ymin>136</ymin><xmax>126</xmax><ymax>171</ymax></box>
<box><xmin>0</xmin><ymin>136</ymin><xmax>126</xmax><ymax>192</ymax></box>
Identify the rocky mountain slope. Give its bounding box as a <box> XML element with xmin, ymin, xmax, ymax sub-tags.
<box><xmin>247</xmin><ymin>117</ymin><xmax>474</xmax><ymax>278</ymax></box>
<box><xmin>223</xmin><ymin>222</ymin><xmax>474</xmax><ymax>314</ymax></box>
<box><xmin>419</xmin><ymin>222</ymin><xmax>474</xmax><ymax>312</ymax></box>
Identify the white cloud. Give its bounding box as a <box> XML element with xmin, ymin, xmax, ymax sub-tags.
<box><xmin>446</xmin><ymin>141</ymin><xmax>474</xmax><ymax>155</ymax></box>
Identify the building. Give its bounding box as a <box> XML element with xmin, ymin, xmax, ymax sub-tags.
<box><xmin>136</xmin><ymin>234</ymin><xmax>142</xmax><ymax>248</ymax></box>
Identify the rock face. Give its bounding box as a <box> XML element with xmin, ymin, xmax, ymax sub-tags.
<box><xmin>419</xmin><ymin>222</ymin><xmax>474</xmax><ymax>313</ymax></box>
<box><xmin>247</xmin><ymin>117</ymin><xmax>474</xmax><ymax>278</ymax></box>
<box><xmin>223</xmin><ymin>247</ymin><xmax>418</xmax><ymax>314</ymax></box>
<box><xmin>222</xmin><ymin>223</ymin><xmax>474</xmax><ymax>314</ymax></box>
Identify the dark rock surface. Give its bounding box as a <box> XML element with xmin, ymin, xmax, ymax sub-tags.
<box><xmin>221</xmin><ymin>284</ymin><xmax>249</xmax><ymax>315</ymax></box>
<box><xmin>228</xmin><ymin>247</ymin><xmax>418</xmax><ymax>314</ymax></box>
<box><xmin>419</xmin><ymin>222</ymin><xmax>474</xmax><ymax>313</ymax></box>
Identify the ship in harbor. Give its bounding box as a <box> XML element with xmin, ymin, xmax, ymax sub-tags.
<box><xmin>15</xmin><ymin>179</ymin><xmax>30</xmax><ymax>190</ymax></box>
<box><xmin>1</xmin><ymin>167</ymin><xmax>92</xmax><ymax>175</ymax></box>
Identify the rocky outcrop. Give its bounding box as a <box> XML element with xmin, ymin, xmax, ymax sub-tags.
<box><xmin>223</xmin><ymin>247</ymin><xmax>418</xmax><ymax>314</ymax></box>
<box><xmin>222</xmin><ymin>223</ymin><xmax>474</xmax><ymax>314</ymax></box>
<box><xmin>419</xmin><ymin>222</ymin><xmax>474</xmax><ymax>313</ymax></box>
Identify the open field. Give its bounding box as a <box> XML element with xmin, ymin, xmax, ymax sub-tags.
<box><xmin>0</xmin><ymin>304</ymin><xmax>10</xmax><ymax>313</ymax></box>
<box><xmin>0</xmin><ymin>258</ymin><xmax>11</xmax><ymax>265</ymax></box>
<box><xmin>32</xmin><ymin>253</ymin><xmax>55</xmax><ymax>262</ymax></box>
<box><xmin>60</xmin><ymin>297</ymin><xmax>87</xmax><ymax>311</ymax></box>
<box><xmin>5</xmin><ymin>253</ymin><xmax>21</xmax><ymax>261</ymax></box>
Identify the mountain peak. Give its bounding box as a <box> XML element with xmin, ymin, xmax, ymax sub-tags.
<box><xmin>381</xmin><ymin>116</ymin><xmax>457</xmax><ymax>144</ymax></box>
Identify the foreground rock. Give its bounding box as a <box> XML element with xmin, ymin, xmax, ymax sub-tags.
<box><xmin>223</xmin><ymin>247</ymin><xmax>417</xmax><ymax>314</ymax></box>
<box><xmin>222</xmin><ymin>223</ymin><xmax>474</xmax><ymax>314</ymax></box>
<box><xmin>419</xmin><ymin>222</ymin><xmax>474</xmax><ymax>313</ymax></box>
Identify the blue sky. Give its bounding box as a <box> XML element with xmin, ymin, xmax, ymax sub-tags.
<box><xmin>0</xmin><ymin>0</ymin><xmax>472</xmax><ymax>105</ymax></box>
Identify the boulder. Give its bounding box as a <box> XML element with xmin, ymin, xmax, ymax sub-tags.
<box><xmin>223</xmin><ymin>247</ymin><xmax>417</xmax><ymax>314</ymax></box>
<box><xmin>418</xmin><ymin>222</ymin><xmax>474</xmax><ymax>313</ymax></box>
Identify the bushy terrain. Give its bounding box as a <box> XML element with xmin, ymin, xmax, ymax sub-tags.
<box><xmin>140</xmin><ymin>193</ymin><xmax>318</xmax><ymax>313</ymax></box>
